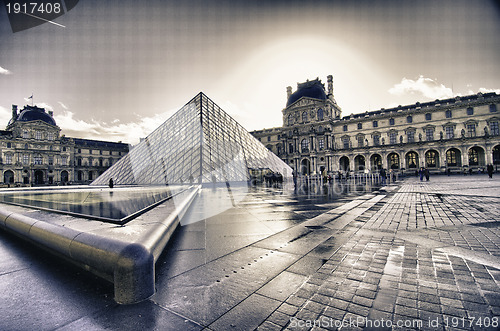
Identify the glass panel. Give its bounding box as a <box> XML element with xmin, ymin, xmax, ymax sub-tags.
<box><xmin>91</xmin><ymin>93</ymin><xmax>292</xmax><ymax>185</ymax></box>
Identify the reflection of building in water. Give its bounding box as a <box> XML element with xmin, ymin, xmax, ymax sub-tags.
<box><xmin>251</xmin><ymin>75</ymin><xmax>500</xmax><ymax>175</ymax></box>
<box><xmin>0</xmin><ymin>105</ymin><xmax>128</xmax><ymax>186</ymax></box>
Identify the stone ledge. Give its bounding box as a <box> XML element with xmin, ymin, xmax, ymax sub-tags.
<box><xmin>0</xmin><ymin>185</ymin><xmax>201</xmax><ymax>304</ymax></box>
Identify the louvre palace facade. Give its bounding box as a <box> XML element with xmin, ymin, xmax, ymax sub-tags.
<box><xmin>251</xmin><ymin>75</ymin><xmax>500</xmax><ymax>176</ymax></box>
<box><xmin>0</xmin><ymin>104</ymin><xmax>128</xmax><ymax>186</ymax></box>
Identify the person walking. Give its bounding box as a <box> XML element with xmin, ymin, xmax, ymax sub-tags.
<box><xmin>487</xmin><ymin>164</ymin><xmax>494</xmax><ymax>179</ymax></box>
<box><xmin>425</xmin><ymin>168</ymin><xmax>430</xmax><ymax>181</ymax></box>
<box><xmin>419</xmin><ymin>167</ymin><xmax>424</xmax><ymax>181</ymax></box>
<box><xmin>380</xmin><ymin>168</ymin><xmax>386</xmax><ymax>185</ymax></box>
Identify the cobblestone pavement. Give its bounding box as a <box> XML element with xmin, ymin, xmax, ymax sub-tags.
<box><xmin>259</xmin><ymin>175</ymin><xmax>500</xmax><ymax>331</ymax></box>
<box><xmin>2</xmin><ymin>175</ymin><xmax>500</xmax><ymax>330</ymax></box>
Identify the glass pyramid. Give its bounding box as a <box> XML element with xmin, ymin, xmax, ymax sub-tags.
<box><xmin>91</xmin><ymin>92</ymin><xmax>292</xmax><ymax>186</ymax></box>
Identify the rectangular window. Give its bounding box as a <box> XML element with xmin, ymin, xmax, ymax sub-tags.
<box><xmin>467</xmin><ymin>124</ymin><xmax>476</xmax><ymax>137</ymax></box>
<box><xmin>318</xmin><ymin>139</ymin><xmax>324</xmax><ymax>150</ymax></box>
<box><xmin>407</xmin><ymin>131</ymin><xmax>415</xmax><ymax>143</ymax></box>
<box><xmin>426</xmin><ymin>128</ymin><xmax>434</xmax><ymax>141</ymax></box>
<box><xmin>445</xmin><ymin>126</ymin><xmax>454</xmax><ymax>139</ymax></box>
<box><xmin>34</xmin><ymin>155</ymin><xmax>42</xmax><ymax>165</ymax></box>
<box><xmin>22</xmin><ymin>130</ymin><xmax>29</xmax><ymax>139</ymax></box>
<box><xmin>48</xmin><ymin>156</ymin><xmax>54</xmax><ymax>165</ymax></box>
<box><xmin>342</xmin><ymin>138</ymin><xmax>350</xmax><ymax>149</ymax></box>
<box><xmin>22</xmin><ymin>154</ymin><xmax>29</xmax><ymax>164</ymax></box>
<box><xmin>35</xmin><ymin>131</ymin><xmax>42</xmax><ymax>140</ymax></box>
<box><xmin>343</xmin><ymin>125</ymin><xmax>348</xmax><ymax>132</ymax></box>
<box><xmin>425</xmin><ymin>113</ymin><xmax>432</xmax><ymax>120</ymax></box>
<box><xmin>490</xmin><ymin>104</ymin><xmax>498</xmax><ymax>112</ymax></box>
<box><xmin>389</xmin><ymin>132</ymin><xmax>397</xmax><ymax>144</ymax></box>
<box><xmin>357</xmin><ymin>136</ymin><xmax>364</xmax><ymax>147</ymax></box>
<box><xmin>5</xmin><ymin>154</ymin><xmax>12</xmax><ymax>165</ymax></box>
<box><xmin>62</xmin><ymin>157</ymin><xmax>68</xmax><ymax>166</ymax></box>
<box><xmin>490</xmin><ymin>121</ymin><xmax>499</xmax><ymax>136</ymax></box>
<box><xmin>467</xmin><ymin>107</ymin><xmax>474</xmax><ymax>115</ymax></box>
<box><xmin>445</xmin><ymin>110</ymin><xmax>452</xmax><ymax>118</ymax></box>
<box><xmin>373</xmin><ymin>135</ymin><xmax>380</xmax><ymax>146</ymax></box>
<box><xmin>373</xmin><ymin>121</ymin><xmax>378</xmax><ymax>128</ymax></box>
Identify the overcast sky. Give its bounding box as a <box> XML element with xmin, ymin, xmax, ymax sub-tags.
<box><xmin>1</xmin><ymin>0</ymin><xmax>499</xmax><ymax>145</ymax></box>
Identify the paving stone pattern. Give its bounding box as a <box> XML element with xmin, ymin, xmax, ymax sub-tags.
<box><xmin>259</xmin><ymin>176</ymin><xmax>500</xmax><ymax>331</ymax></box>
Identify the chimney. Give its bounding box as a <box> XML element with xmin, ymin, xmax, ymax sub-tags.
<box><xmin>286</xmin><ymin>86</ymin><xmax>292</xmax><ymax>100</ymax></box>
<box><xmin>11</xmin><ymin>105</ymin><xmax>18</xmax><ymax>120</ymax></box>
<box><xmin>327</xmin><ymin>75</ymin><xmax>333</xmax><ymax>95</ymax></box>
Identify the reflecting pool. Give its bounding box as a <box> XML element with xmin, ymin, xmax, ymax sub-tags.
<box><xmin>0</xmin><ymin>185</ymin><xmax>185</xmax><ymax>224</ymax></box>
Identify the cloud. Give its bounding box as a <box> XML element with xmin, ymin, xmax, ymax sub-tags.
<box><xmin>54</xmin><ymin>108</ymin><xmax>174</xmax><ymax>145</ymax></box>
<box><xmin>0</xmin><ymin>106</ymin><xmax>11</xmax><ymax>126</ymax></box>
<box><xmin>478</xmin><ymin>87</ymin><xmax>500</xmax><ymax>94</ymax></box>
<box><xmin>57</xmin><ymin>101</ymin><xmax>68</xmax><ymax>110</ymax></box>
<box><xmin>0</xmin><ymin>66</ymin><xmax>12</xmax><ymax>75</ymax></box>
<box><xmin>388</xmin><ymin>76</ymin><xmax>454</xmax><ymax>100</ymax></box>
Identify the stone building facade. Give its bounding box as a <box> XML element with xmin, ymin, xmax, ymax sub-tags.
<box><xmin>251</xmin><ymin>76</ymin><xmax>500</xmax><ymax>176</ymax></box>
<box><xmin>0</xmin><ymin>105</ymin><xmax>128</xmax><ymax>186</ymax></box>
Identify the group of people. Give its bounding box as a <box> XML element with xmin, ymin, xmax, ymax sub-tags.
<box><xmin>264</xmin><ymin>172</ymin><xmax>283</xmax><ymax>186</ymax></box>
<box><xmin>379</xmin><ymin>168</ymin><xmax>397</xmax><ymax>185</ymax></box>
<box><xmin>418</xmin><ymin>167</ymin><xmax>430</xmax><ymax>181</ymax></box>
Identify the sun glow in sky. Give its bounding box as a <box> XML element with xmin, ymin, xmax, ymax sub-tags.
<box><xmin>1</xmin><ymin>0</ymin><xmax>499</xmax><ymax>145</ymax></box>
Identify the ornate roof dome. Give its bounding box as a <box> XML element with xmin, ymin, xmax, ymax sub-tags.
<box><xmin>286</xmin><ymin>79</ymin><xmax>327</xmax><ymax>107</ymax></box>
<box><xmin>9</xmin><ymin>105</ymin><xmax>57</xmax><ymax>126</ymax></box>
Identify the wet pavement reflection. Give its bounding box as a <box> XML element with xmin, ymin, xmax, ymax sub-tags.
<box><xmin>157</xmin><ymin>177</ymin><xmax>382</xmax><ymax>279</ymax></box>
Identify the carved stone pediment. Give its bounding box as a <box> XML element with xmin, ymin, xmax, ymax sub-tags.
<box><xmin>288</xmin><ymin>97</ymin><xmax>317</xmax><ymax>108</ymax></box>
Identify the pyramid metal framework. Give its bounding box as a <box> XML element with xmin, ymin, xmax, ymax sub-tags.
<box><xmin>91</xmin><ymin>93</ymin><xmax>292</xmax><ymax>185</ymax></box>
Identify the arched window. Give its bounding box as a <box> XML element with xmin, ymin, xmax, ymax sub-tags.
<box><xmin>302</xmin><ymin>111</ymin><xmax>308</xmax><ymax>123</ymax></box>
<box><xmin>406</xmin><ymin>152</ymin><xmax>418</xmax><ymax>168</ymax></box>
<box><xmin>317</xmin><ymin>108</ymin><xmax>324</xmax><ymax>121</ymax></box>
<box><xmin>446</xmin><ymin>149</ymin><xmax>461</xmax><ymax>167</ymax></box>
<box><xmin>388</xmin><ymin>153</ymin><xmax>400</xmax><ymax>169</ymax></box>
<box><xmin>425</xmin><ymin>150</ymin><xmax>439</xmax><ymax>168</ymax></box>
<box><xmin>300</xmin><ymin>138</ymin><xmax>309</xmax><ymax>153</ymax></box>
